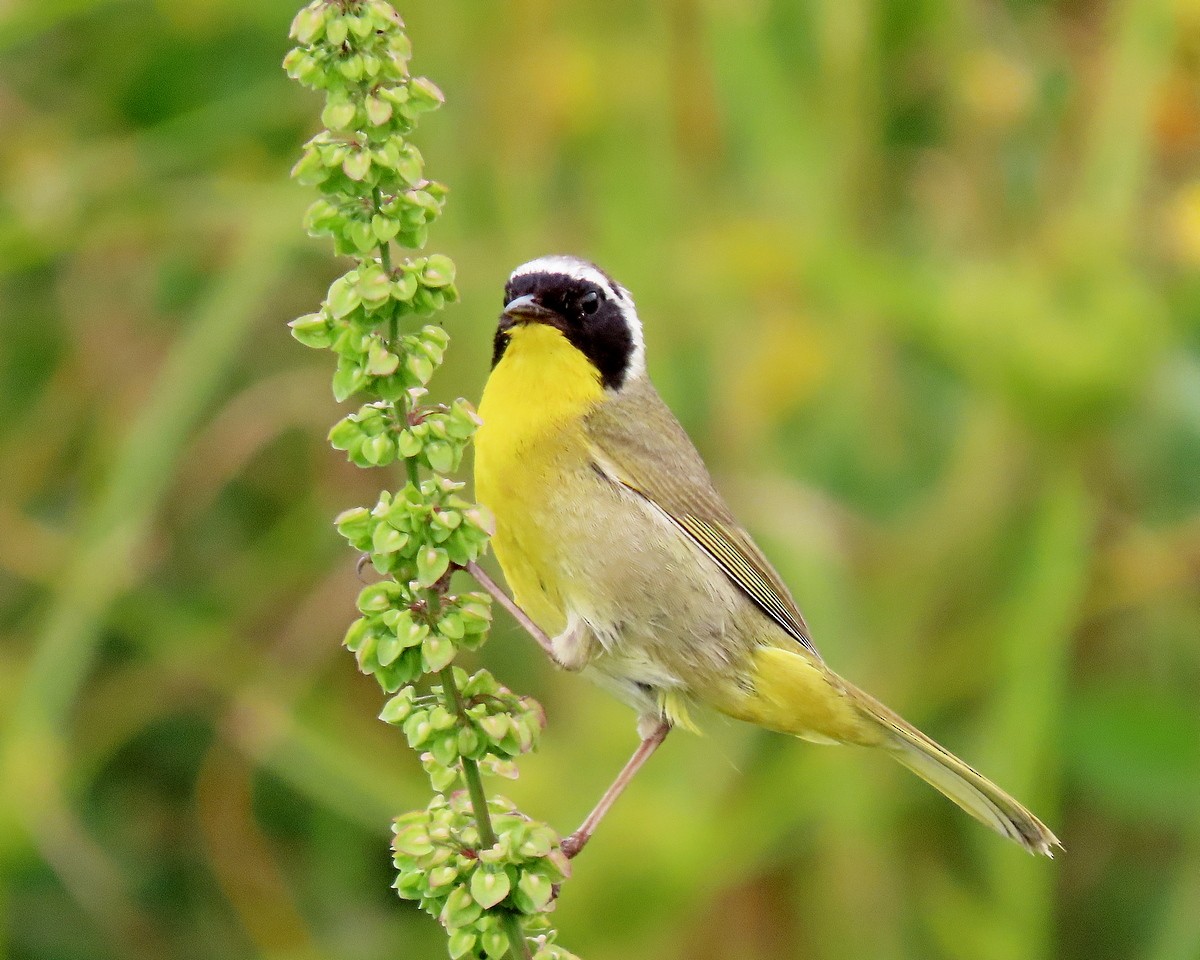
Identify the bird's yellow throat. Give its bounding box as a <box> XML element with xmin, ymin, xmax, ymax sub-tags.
<box><xmin>474</xmin><ymin>323</ymin><xmax>607</xmax><ymax>635</ymax></box>
<box><xmin>477</xmin><ymin>323</ymin><xmax>605</xmax><ymax>452</ymax></box>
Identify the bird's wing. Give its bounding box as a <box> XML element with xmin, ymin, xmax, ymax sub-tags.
<box><xmin>584</xmin><ymin>378</ymin><xmax>820</xmax><ymax>659</ymax></box>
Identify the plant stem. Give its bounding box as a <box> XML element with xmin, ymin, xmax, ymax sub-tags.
<box><xmin>502</xmin><ymin>914</ymin><xmax>534</xmax><ymax>960</ymax></box>
<box><xmin>421</xmin><ymin>453</ymin><xmax>528</xmax><ymax>960</ymax></box>
<box><xmin>438</xmin><ymin>669</ymin><xmax>496</xmax><ymax>845</ymax></box>
<box><xmin>438</xmin><ymin>667</ymin><xmax>532</xmax><ymax>960</ymax></box>
<box><xmin>378</xmin><ymin>191</ymin><xmax>402</xmax><ymax>364</ymax></box>
<box><xmin>374</xmin><ymin>187</ymin><xmax>392</xmax><ymax>272</ymax></box>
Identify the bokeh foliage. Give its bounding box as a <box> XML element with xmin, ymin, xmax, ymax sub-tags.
<box><xmin>1</xmin><ymin>2</ymin><xmax>1198</xmax><ymax>960</ymax></box>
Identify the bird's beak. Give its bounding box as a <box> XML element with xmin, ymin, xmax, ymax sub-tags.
<box><xmin>502</xmin><ymin>293</ymin><xmax>558</xmax><ymax>324</ymax></box>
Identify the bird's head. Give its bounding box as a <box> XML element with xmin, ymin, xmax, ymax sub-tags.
<box><xmin>493</xmin><ymin>255</ymin><xmax>645</xmax><ymax>391</ymax></box>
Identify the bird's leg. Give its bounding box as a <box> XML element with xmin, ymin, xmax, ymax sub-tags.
<box><xmin>465</xmin><ymin>561</ymin><xmax>559</xmax><ymax>662</ymax></box>
<box><xmin>560</xmin><ymin>718</ymin><xmax>671</xmax><ymax>859</ymax></box>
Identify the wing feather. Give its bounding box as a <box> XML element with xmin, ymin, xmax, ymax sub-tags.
<box><xmin>585</xmin><ymin>379</ymin><xmax>820</xmax><ymax>658</ymax></box>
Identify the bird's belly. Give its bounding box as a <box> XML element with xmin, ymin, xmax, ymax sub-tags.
<box><xmin>475</xmin><ymin>432</ymin><xmax>591</xmax><ymax>638</ymax></box>
<box><xmin>477</xmin><ymin>425</ymin><xmax>757</xmax><ymax>712</ymax></box>
<box><xmin>474</xmin><ymin>323</ymin><xmax>607</xmax><ymax>638</ymax></box>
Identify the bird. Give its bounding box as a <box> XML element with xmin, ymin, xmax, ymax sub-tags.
<box><xmin>473</xmin><ymin>254</ymin><xmax>1060</xmax><ymax>858</ymax></box>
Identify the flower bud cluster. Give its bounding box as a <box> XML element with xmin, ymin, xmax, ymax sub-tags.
<box><xmin>328</xmin><ymin>391</ymin><xmax>480</xmax><ymax>471</ymax></box>
<box><xmin>336</xmin><ymin>477</ymin><xmax>493</xmax><ymax>578</ymax></box>
<box><xmin>392</xmin><ymin>793</ymin><xmax>578</xmax><ymax>959</ymax></box>
<box><xmin>381</xmin><ymin>669</ymin><xmax>545</xmax><ymax>772</ymax></box>
<box><xmin>290</xmin><ymin>262</ymin><xmax>458</xmax><ymax>403</ymax></box>
<box><xmin>284</xmin><ymin>0</ymin><xmax>450</xmax><ymax>252</ymax></box>
<box><xmin>286</xmin><ymin>2</ymin><xmax>576</xmax><ymax>955</ymax></box>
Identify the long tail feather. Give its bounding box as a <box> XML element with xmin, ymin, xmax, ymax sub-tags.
<box><xmin>847</xmin><ymin>682</ymin><xmax>1061</xmax><ymax>857</ymax></box>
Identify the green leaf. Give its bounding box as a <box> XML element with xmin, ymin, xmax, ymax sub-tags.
<box><xmin>409</xmin><ymin>76</ymin><xmax>445</xmax><ymax>111</ymax></box>
<box><xmin>398</xmin><ymin>223</ymin><xmax>429</xmax><ymax>249</ymax></box>
<box><xmin>356</xmin><ymin>583</ymin><xmax>394</xmax><ymax>613</ymax></box>
<box><xmin>366</xmin><ymin>344</ymin><xmax>399</xmax><ymax>377</ymax></box>
<box><xmin>405</xmin><ymin>352</ymin><xmax>434</xmax><ymax>385</ymax></box>
<box><xmin>517</xmin><ymin>829</ymin><xmax>554</xmax><ymax>861</ymax></box>
<box><xmin>429</xmin><ymin>706</ymin><xmax>457</xmax><ymax>731</ymax></box>
<box><xmin>321</xmin><ymin>97</ymin><xmax>356</xmax><ymax>130</ymax></box>
<box><xmin>289</xmin><ymin>147</ymin><xmax>328</xmax><ymax>186</ymax></box>
<box><xmin>365</xmin><ymin>95</ymin><xmax>393</xmax><ymax>126</ymax></box>
<box><xmin>334</xmin><ymin>507</ymin><xmax>372</xmax><ymax>543</ymax></box>
<box><xmin>465</xmin><ymin>506</ymin><xmax>496</xmax><ymax>536</ymax></box>
<box><xmin>348</xmin><ymin>12</ymin><xmax>374</xmax><ymax>39</ymax></box>
<box><xmin>426</xmin><ymin>760</ymin><xmax>459</xmax><ymax>793</ymax></box>
<box><xmin>388</xmin><ymin>30</ymin><xmax>413</xmax><ymax>63</ymax></box>
<box><xmin>392</xmin><ymin>271</ymin><xmax>418</xmax><ymax>301</ymax></box>
<box><xmin>396</xmin><ymin>612</ymin><xmax>428</xmax><ymax>648</ymax></box>
<box><xmin>421</xmin><ymin>634</ymin><xmax>456</xmax><ymax>673</ymax></box>
<box><xmin>437</xmin><ymin>612</ymin><xmax>464</xmax><ymax>641</ymax></box>
<box><xmin>372</xmin><ymin>523</ymin><xmax>408</xmax><ymax>555</ymax></box>
<box><xmin>442</xmin><ymin>885</ymin><xmax>483</xmax><ymax>928</ymax></box>
<box><xmin>396</xmin><ymin>428</ymin><xmax>422</xmax><ymax>458</ymax></box>
<box><xmin>430</xmin><ymin>731</ymin><xmax>458</xmax><ymax>766</ymax></box>
<box><xmin>392</xmin><ymin>825</ymin><xmax>433</xmax><ymax>858</ymax></box>
<box><xmin>481</xmin><ymin>926</ymin><xmax>511</xmax><ymax>959</ymax></box>
<box><xmin>324</xmin><ymin>15</ymin><xmax>348</xmax><ymax>45</ymax></box>
<box><xmin>456</xmin><ymin>725</ymin><xmax>481</xmax><ymax>758</ymax></box>
<box><xmin>516</xmin><ymin>868</ymin><xmax>552</xmax><ymax>916</ymax></box>
<box><xmin>403</xmin><ymin>716</ymin><xmax>434</xmax><ymax>749</ymax></box>
<box><xmin>413</xmin><ymin>287</ymin><xmax>444</xmax><ymax>315</ymax></box>
<box><xmin>342</xmin><ymin>617</ymin><xmax>369</xmax><ymax>653</ymax></box>
<box><xmin>392</xmin><ymin>868</ymin><xmax>425</xmax><ymax>900</ymax></box>
<box><xmin>327</xmin><ymin>415</ymin><xmax>362</xmax><ymax>450</ymax></box>
<box><xmin>447</xmin><ymin>929</ymin><xmax>477</xmax><ymax>960</ymax></box>
<box><xmin>479</xmin><ymin>714</ymin><xmax>511</xmax><ymax>746</ymax></box>
<box><xmin>361</xmin><ymin>433</ymin><xmax>394</xmax><ymax>465</ymax></box>
<box><xmin>424</xmin><ymin>440</ymin><xmax>455</xmax><ymax>474</ymax></box>
<box><xmin>469</xmin><ymin>867</ymin><xmax>511</xmax><ymax>909</ymax></box>
<box><xmin>372</xmin><ymin>214</ymin><xmax>400</xmax><ymax>243</ymax></box>
<box><xmin>395</xmin><ymin>144</ymin><xmax>423</xmax><ymax>185</ymax></box>
<box><xmin>339</xmin><ymin>54</ymin><xmax>365</xmax><ymax>82</ymax></box>
<box><xmin>288</xmin><ymin>313</ymin><xmax>331</xmax><ymax>348</ymax></box>
<box><xmin>331</xmin><ymin>363</ymin><xmax>366</xmax><ymax>402</ymax></box>
<box><xmin>326</xmin><ymin>275</ymin><xmax>360</xmax><ymax>319</ymax></box>
<box><xmin>289</xmin><ymin>6</ymin><xmax>323</xmax><ymax>43</ymax></box>
<box><xmin>416</xmin><ymin>546</ymin><xmax>450</xmax><ymax>587</ymax></box>
<box><xmin>343</xmin><ymin>148</ymin><xmax>371</xmax><ymax>181</ymax></box>
<box><xmin>379</xmin><ymin>692</ymin><xmax>414</xmax><ymax>724</ymax></box>
<box><xmin>428</xmin><ymin>864</ymin><xmax>459</xmax><ymax>890</ymax></box>
<box><xmin>376</xmin><ymin>631</ymin><xmax>402</xmax><ymax>667</ymax></box>
<box><xmin>423</xmin><ymin>254</ymin><xmax>456</xmax><ymax>288</ymax></box>
<box><xmin>347</xmin><ymin>218</ymin><xmax>375</xmax><ymax>254</ymax></box>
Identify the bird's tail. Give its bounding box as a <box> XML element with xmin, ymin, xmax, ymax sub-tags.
<box><xmin>845</xmin><ymin>681</ymin><xmax>1061</xmax><ymax>857</ymax></box>
<box><xmin>721</xmin><ymin>647</ymin><xmax>1060</xmax><ymax>855</ymax></box>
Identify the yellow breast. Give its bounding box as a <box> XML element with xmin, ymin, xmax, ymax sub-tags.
<box><xmin>474</xmin><ymin>324</ymin><xmax>605</xmax><ymax>635</ymax></box>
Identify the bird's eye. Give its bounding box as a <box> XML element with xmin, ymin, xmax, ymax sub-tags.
<box><xmin>579</xmin><ymin>290</ymin><xmax>601</xmax><ymax>315</ymax></box>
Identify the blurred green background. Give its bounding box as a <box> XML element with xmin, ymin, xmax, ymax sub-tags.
<box><xmin>2</xmin><ymin>0</ymin><xmax>1199</xmax><ymax>958</ymax></box>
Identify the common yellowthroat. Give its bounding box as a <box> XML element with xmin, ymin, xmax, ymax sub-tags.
<box><xmin>474</xmin><ymin>255</ymin><xmax>1059</xmax><ymax>857</ymax></box>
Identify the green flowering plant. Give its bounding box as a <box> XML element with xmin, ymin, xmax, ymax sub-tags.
<box><xmin>284</xmin><ymin>3</ymin><xmax>578</xmax><ymax>957</ymax></box>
